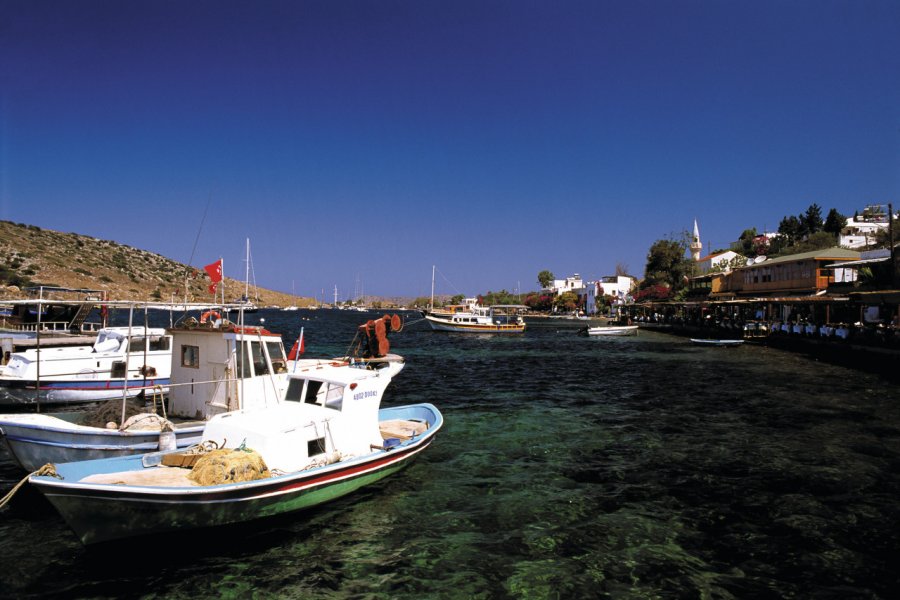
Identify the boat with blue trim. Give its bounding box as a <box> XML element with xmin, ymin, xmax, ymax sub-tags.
<box><xmin>0</xmin><ymin>326</ymin><xmax>172</xmax><ymax>406</ymax></box>
<box><xmin>28</xmin><ymin>359</ymin><xmax>439</xmax><ymax>544</ymax></box>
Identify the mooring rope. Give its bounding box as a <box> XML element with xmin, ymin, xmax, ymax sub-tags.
<box><xmin>0</xmin><ymin>463</ymin><xmax>60</xmax><ymax>510</ymax></box>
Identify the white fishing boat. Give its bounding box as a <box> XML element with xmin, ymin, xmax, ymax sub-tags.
<box><xmin>0</xmin><ymin>326</ymin><xmax>172</xmax><ymax>407</ymax></box>
<box><xmin>689</xmin><ymin>338</ymin><xmax>744</xmax><ymax>347</ymax></box>
<box><xmin>0</xmin><ymin>313</ymin><xmax>406</xmax><ymax>471</ymax></box>
<box><xmin>28</xmin><ymin>349</ymin><xmax>432</xmax><ymax>545</ymax></box>
<box><xmin>583</xmin><ymin>324</ymin><xmax>639</xmax><ymax>337</ymax></box>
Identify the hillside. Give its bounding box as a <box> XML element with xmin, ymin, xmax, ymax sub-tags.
<box><xmin>0</xmin><ymin>220</ymin><xmax>315</xmax><ymax>307</ymax></box>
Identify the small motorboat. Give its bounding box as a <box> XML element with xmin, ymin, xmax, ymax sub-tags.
<box><xmin>583</xmin><ymin>325</ymin><xmax>639</xmax><ymax>337</ymax></box>
<box><xmin>689</xmin><ymin>338</ymin><xmax>745</xmax><ymax>347</ymax></box>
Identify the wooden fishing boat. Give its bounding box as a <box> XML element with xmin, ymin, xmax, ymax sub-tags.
<box><xmin>28</xmin><ymin>361</ymin><xmax>439</xmax><ymax>545</ymax></box>
<box><xmin>425</xmin><ymin>298</ymin><xmax>526</xmax><ymax>333</ymax></box>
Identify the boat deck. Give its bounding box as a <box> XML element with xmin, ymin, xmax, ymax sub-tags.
<box><xmin>75</xmin><ymin>419</ymin><xmax>430</xmax><ymax>488</ymax></box>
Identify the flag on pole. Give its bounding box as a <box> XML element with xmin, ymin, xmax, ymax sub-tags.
<box><xmin>204</xmin><ymin>259</ymin><xmax>223</xmax><ymax>295</ymax></box>
<box><xmin>289</xmin><ymin>328</ymin><xmax>305</xmax><ymax>363</ymax></box>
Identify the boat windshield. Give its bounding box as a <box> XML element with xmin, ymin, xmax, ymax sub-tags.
<box><xmin>284</xmin><ymin>378</ymin><xmax>345</xmax><ymax>411</ymax></box>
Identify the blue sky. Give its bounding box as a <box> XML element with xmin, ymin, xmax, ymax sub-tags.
<box><xmin>2</xmin><ymin>1</ymin><xmax>898</xmax><ymax>300</ymax></box>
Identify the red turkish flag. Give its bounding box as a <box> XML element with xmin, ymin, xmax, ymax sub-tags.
<box><xmin>204</xmin><ymin>259</ymin><xmax>223</xmax><ymax>283</ymax></box>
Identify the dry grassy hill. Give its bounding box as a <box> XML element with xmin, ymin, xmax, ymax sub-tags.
<box><xmin>0</xmin><ymin>220</ymin><xmax>314</xmax><ymax>306</ymax></box>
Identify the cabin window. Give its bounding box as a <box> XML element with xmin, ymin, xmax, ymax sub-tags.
<box><xmin>323</xmin><ymin>384</ymin><xmax>344</xmax><ymax>411</ymax></box>
<box><xmin>181</xmin><ymin>345</ymin><xmax>200</xmax><ymax>368</ymax></box>
<box><xmin>111</xmin><ymin>361</ymin><xmax>127</xmax><ymax>378</ymax></box>
<box><xmin>234</xmin><ymin>341</ymin><xmax>266</xmax><ymax>379</ymax></box>
<box><xmin>149</xmin><ymin>336</ymin><xmax>170</xmax><ymax>352</ymax></box>
<box><xmin>234</xmin><ymin>341</ymin><xmax>249</xmax><ymax>378</ymax></box>
<box><xmin>250</xmin><ymin>341</ymin><xmax>269</xmax><ymax>376</ymax></box>
<box><xmin>283</xmin><ymin>378</ymin><xmax>343</xmax><ymax>410</ymax></box>
<box><xmin>266</xmin><ymin>340</ymin><xmax>286</xmax><ymax>373</ymax></box>
<box><xmin>127</xmin><ymin>337</ymin><xmax>146</xmax><ymax>353</ymax></box>
<box><xmin>307</xmin><ymin>437</ymin><xmax>326</xmax><ymax>457</ymax></box>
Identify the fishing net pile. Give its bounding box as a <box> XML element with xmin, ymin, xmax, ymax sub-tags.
<box><xmin>82</xmin><ymin>399</ymin><xmax>145</xmax><ymax>429</ymax></box>
<box><xmin>80</xmin><ymin>399</ymin><xmax>173</xmax><ymax>431</ymax></box>
<box><xmin>187</xmin><ymin>447</ymin><xmax>270</xmax><ymax>485</ymax></box>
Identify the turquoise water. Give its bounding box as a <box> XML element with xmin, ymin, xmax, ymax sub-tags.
<box><xmin>1</xmin><ymin>309</ymin><xmax>898</xmax><ymax>598</ymax></box>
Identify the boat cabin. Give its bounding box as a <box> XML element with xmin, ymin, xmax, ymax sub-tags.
<box><xmin>167</xmin><ymin>324</ymin><xmax>290</xmax><ymax>420</ymax></box>
<box><xmin>203</xmin><ymin>362</ymin><xmax>398</xmax><ymax>472</ymax></box>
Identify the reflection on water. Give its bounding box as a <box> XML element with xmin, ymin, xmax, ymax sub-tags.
<box><xmin>1</xmin><ymin>308</ymin><xmax>899</xmax><ymax>598</ymax></box>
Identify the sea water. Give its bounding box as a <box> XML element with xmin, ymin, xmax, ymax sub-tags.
<box><xmin>1</xmin><ymin>308</ymin><xmax>898</xmax><ymax>599</ymax></box>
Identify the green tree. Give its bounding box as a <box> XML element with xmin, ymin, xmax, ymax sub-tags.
<box><xmin>801</xmin><ymin>203</ymin><xmax>824</xmax><ymax>236</ymax></box>
<box><xmin>641</xmin><ymin>233</ymin><xmax>692</xmax><ymax>293</ymax></box>
<box><xmin>823</xmin><ymin>208</ymin><xmax>847</xmax><ymax>237</ymax></box>
<box><xmin>738</xmin><ymin>228</ymin><xmax>758</xmax><ymax>255</ymax></box>
<box><xmin>553</xmin><ymin>291</ymin><xmax>579</xmax><ymax>312</ymax></box>
<box><xmin>777</xmin><ymin>215</ymin><xmax>803</xmax><ymax>248</ymax></box>
<box><xmin>449</xmin><ymin>294</ymin><xmax>465</xmax><ymax>305</ymax></box>
<box><xmin>537</xmin><ymin>270</ymin><xmax>554</xmax><ymax>289</ymax></box>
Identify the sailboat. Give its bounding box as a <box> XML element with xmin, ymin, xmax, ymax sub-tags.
<box><xmin>231</xmin><ymin>238</ymin><xmax>259</xmax><ymax>313</ymax></box>
<box><xmin>282</xmin><ymin>280</ymin><xmax>300</xmax><ymax>311</ymax></box>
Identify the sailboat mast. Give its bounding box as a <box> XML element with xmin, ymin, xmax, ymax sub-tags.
<box><xmin>244</xmin><ymin>238</ymin><xmax>250</xmax><ymax>300</ymax></box>
<box><xmin>430</xmin><ymin>265</ymin><xmax>435</xmax><ymax>311</ymax></box>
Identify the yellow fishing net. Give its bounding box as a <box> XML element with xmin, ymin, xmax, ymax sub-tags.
<box><xmin>187</xmin><ymin>448</ymin><xmax>270</xmax><ymax>486</ymax></box>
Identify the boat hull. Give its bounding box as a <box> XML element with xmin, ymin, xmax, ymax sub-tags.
<box><xmin>689</xmin><ymin>338</ymin><xmax>744</xmax><ymax>346</ymax></box>
<box><xmin>30</xmin><ymin>404</ymin><xmax>442</xmax><ymax>544</ymax></box>
<box><xmin>425</xmin><ymin>316</ymin><xmax>525</xmax><ymax>333</ymax></box>
<box><xmin>0</xmin><ymin>414</ymin><xmax>203</xmax><ymax>471</ymax></box>
<box><xmin>0</xmin><ymin>378</ymin><xmax>170</xmax><ymax>406</ymax></box>
<box><xmin>585</xmin><ymin>325</ymin><xmax>638</xmax><ymax>336</ymax></box>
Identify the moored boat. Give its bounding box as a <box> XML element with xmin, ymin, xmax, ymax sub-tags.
<box><xmin>0</xmin><ymin>326</ymin><xmax>172</xmax><ymax>406</ymax></box>
<box><xmin>425</xmin><ymin>298</ymin><xmax>526</xmax><ymax>333</ymax></box>
<box><xmin>583</xmin><ymin>324</ymin><xmax>639</xmax><ymax>337</ymax></box>
<box><xmin>689</xmin><ymin>338</ymin><xmax>744</xmax><ymax>347</ymax></box>
<box><xmin>28</xmin><ymin>358</ymin><xmax>437</xmax><ymax>545</ymax></box>
<box><xmin>0</xmin><ymin>313</ymin><xmax>406</xmax><ymax>471</ymax></box>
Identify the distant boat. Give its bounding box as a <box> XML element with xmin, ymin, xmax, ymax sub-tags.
<box><xmin>583</xmin><ymin>325</ymin><xmax>639</xmax><ymax>337</ymax></box>
<box><xmin>423</xmin><ymin>266</ymin><xmax>526</xmax><ymax>333</ymax></box>
<box><xmin>425</xmin><ymin>298</ymin><xmax>527</xmax><ymax>333</ymax></box>
<box><xmin>690</xmin><ymin>338</ymin><xmax>744</xmax><ymax>347</ymax></box>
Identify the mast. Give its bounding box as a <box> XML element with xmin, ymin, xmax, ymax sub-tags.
<box><xmin>244</xmin><ymin>238</ymin><xmax>250</xmax><ymax>301</ymax></box>
<box><xmin>430</xmin><ymin>265</ymin><xmax>435</xmax><ymax>311</ymax></box>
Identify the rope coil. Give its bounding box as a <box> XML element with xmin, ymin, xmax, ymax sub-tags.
<box><xmin>0</xmin><ymin>463</ymin><xmax>60</xmax><ymax>510</ymax></box>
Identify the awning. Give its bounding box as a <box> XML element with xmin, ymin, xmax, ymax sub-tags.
<box><xmin>824</xmin><ymin>256</ymin><xmax>891</xmax><ymax>268</ymax></box>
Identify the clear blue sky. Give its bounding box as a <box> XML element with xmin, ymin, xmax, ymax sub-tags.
<box><xmin>2</xmin><ymin>1</ymin><xmax>898</xmax><ymax>300</ymax></box>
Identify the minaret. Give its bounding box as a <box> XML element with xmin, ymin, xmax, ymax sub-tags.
<box><xmin>690</xmin><ymin>219</ymin><xmax>702</xmax><ymax>262</ymax></box>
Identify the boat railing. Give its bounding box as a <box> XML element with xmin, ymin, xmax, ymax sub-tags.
<box><xmin>7</xmin><ymin>320</ymin><xmax>103</xmax><ymax>333</ymax></box>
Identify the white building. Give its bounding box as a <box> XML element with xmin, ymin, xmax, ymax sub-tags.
<box><xmin>840</xmin><ymin>207</ymin><xmax>893</xmax><ymax>249</ymax></box>
<box><xmin>697</xmin><ymin>250</ymin><xmax>744</xmax><ymax>274</ymax></box>
<box><xmin>549</xmin><ymin>274</ymin><xmax>585</xmax><ymax>296</ymax></box>
<box><xmin>586</xmin><ymin>275</ymin><xmax>635</xmax><ymax>315</ymax></box>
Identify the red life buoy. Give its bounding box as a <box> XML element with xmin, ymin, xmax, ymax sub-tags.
<box><xmin>200</xmin><ymin>310</ymin><xmax>221</xmax><ymax>324</ymax></box>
